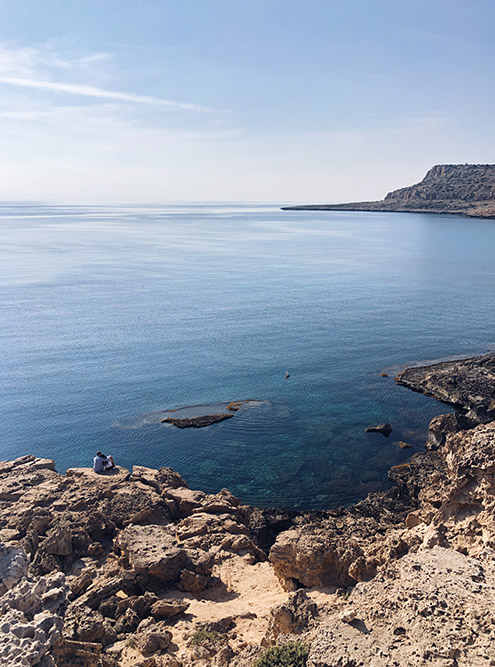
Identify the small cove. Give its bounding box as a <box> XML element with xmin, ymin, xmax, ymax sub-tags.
<box><xmin>1</xmin><ymin>203</ymin><xmax>495</xmax><ymax>509</ymax></box>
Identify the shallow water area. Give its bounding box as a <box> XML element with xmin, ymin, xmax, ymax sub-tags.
<box><xmin>142</xmin><ymin>399</ymin><xmax>268</xmax><ymax>424</ymax></box>
<box><xmin>1</xmin><ymin>203</ymin><xmax>495</xmax><ymax>509</ymax></box>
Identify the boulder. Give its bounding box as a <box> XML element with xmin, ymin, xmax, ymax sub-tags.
<box><xmin>269</xmin><ymin>527</ymin><xmax>362</xmax><ymax>589</ymax></box>
<box><xmin>365</xmin><ymin>422</ymin><xmax>392</xmax><ymax>436</ymax></box>
<box><xmin>397</xmin><ymin>441</ymin><xmax>413</xmax><ymax>449</ymax></box>
<box><xmin>262</xmin><ymin>590</ymin><xmax>318</xmax><ymax>646</ymax></box>
<box><xmin>43</xmin><ymin>522</ymin><xmax>73</xmax><ymax>556</ymax></box>
<box><xmin>52</xmin><ymin>639</ymin><xmax>102</xmax><ymax>667</ymax></box>
<box><xmin>63</xmin><ymin>605</ymin><xmax>117</xmax><ymax>646</ymax></box>
<box><xmin>150</xmin><ymin>598</ymin><xmax>189</xmax><ymax>619</ymax></box>
<box><xmin>115</xmin><ymin>525</ymin><xmax>189</xmax><ymax>586</ymax></box>
<box><xmin>178</xmin><ymin>569</ymin><xmax>210</xmax><ymax>593</ymax></box>
<box><xmin>137</xmin><ymin>628</ymin><xmax>172</xmax><ymax>654</ymax></box>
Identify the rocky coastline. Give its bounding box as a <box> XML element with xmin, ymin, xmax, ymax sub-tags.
<box><xmin>2</xmin><ymin>354</ymin><xmax>495</xmax><ymax>665</ymax></box>
<box><xmin>282</xmin><ymin>164</ymin><xmax>495</xmax><ymax>218</ymax></box>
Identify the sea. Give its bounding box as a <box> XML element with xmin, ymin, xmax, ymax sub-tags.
<box><xmin>1</xmin><ymin>203</ymin><xmax>495</xmax><ymax>510</ymax></box>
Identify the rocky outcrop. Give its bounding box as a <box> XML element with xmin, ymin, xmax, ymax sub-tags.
<box><xmin>384</xmin><ymin>164</ymin><xmax>495</xmax><ymax>203</ymax></box>
<box><xmin>268</xmin><ymin>448</ymin><xmax>445</xmax><ymax>589</ymax></box>
<box><xmin>0</xmin><ymin>540</ymin><xmax>29</xmax><ymax>595</ymax></box>
<box><xmin>282</xmin><ymin>164</ymin><xmax>495</xmax><ymax>218</ymax></box>
<box><xmin>154</xmin><ymin>400</ymin><xmax>262</xmax><ymax>429</ymax></box>
<box><xmin>0</xmin><ymin>549</ymin><xmax>69</xmax><ymax>667</ymax></box>
<box><xmin>0</xmin><ymin>455</ymin><xmax>287</xmax><ymax>666</ymax></box>
<box><xmin>309</xmin><ymin>547</ymin><xmax>495</xmax><ymax>666</ymax></box>
<box><xmin>396</xmin><ymin>353</ymin><xmax>495</xmax><ymax>422</ymax></box>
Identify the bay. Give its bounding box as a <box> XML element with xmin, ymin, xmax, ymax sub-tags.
<box><xmin>1</xmin><ymin>203</ymin><xmax>494</xmax><ymax>509</ymax></box>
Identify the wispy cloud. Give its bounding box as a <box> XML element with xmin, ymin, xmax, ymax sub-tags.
<box><xmin>0</xmin><ymin>74</ymin><xmax>214</xmax><ymax>111</ymax></box>
<box><xmin>335</xmin><ymin>66</ymin><xmax>400</xmax><ymax>83</ymax></box>
<box><xmin>0</xmin><ymin>43</ymin><xmax>215</xmax><ymax>112</ymax></box>
<box><xmin>358</xmin><ymin>71</ymin><xmax>399</xmax><ymax>82</ymax></box>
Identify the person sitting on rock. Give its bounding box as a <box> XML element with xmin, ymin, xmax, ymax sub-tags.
<box><xmin>93</xmin><ymin>451</ymin><xmax>116</xmax><ymax>473</ymax></box>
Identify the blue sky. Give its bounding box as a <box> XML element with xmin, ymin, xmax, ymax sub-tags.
<box><xmin>0</xmin><ymin>0</ymin><xmax>493</xmax><ymax>202</ymax></box>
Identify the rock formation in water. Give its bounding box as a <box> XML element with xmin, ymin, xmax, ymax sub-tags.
<box><xmin>2</xmin><ymin>353</ymin><xmax>495</xmax><ymax>665</ymax></box>
<box><xmin>396</xmin><ymin>353</ymin><xmax>495</xmax><ymax>422</ymax></box>
<box><xmin>282</xmin><ymin>164</ymin><xmax>495</xmax><ymax>218</ymax></box>
<box><xmin>160</xmin><ymin>413</ymin><xmax>233</xmax><ymax>428</ymax></box>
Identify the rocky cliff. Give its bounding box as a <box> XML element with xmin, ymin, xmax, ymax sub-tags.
<box><xmin>282</xmin><ymin>164</ymin><xmax>495</xmax><ymax>218</ymax></box>
<box><xmin>3</xmin><ymin>354</ymin><xmax>495</xmax><ymax>666</ymax></box>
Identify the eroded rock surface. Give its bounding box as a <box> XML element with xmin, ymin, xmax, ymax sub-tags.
<box><xmin>0</xmin><ymin>552</ymin><xmax>69</xmax><ymax>667</ymax></box>
<box><xmin>309</xmin><ymin>547</ymin><xmax>495</xmax><ymax>667</ymax></box>
<box><xmin>396</xmin><ymin>353</ymin><xmax>495</xmax><ymax>421</ymax></box>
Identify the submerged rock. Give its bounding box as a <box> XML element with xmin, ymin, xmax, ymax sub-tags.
<box><xmin>397</xmin><ymin>441</ymin><xmax>413</xmax><ymax>449</ymax></box>
<box><xmin>161</xmin><ymin>413</ymin><xmax>233</xmax><ymax>428</ymax></box>
<box><xmin>146</xmin><ymin>399</ymin><xmax>269</xmax><ymax>429</ymax></box>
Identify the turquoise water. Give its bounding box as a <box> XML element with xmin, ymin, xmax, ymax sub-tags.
<box><xmin>1</xmin><ymin>203</ymin><xmax>495</xmax><ymax>509</ymax></box>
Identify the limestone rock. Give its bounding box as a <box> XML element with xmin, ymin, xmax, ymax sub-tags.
<box><xmin>115</xmin><ymin>524</ymin><xmax>189</xmax><ymax>586</ymax></box>
<box><xmin>178</xmin><ymin>569</ymin><xmax>209</xmax><ymax>592</ymax></box>
<box><xmin>164</xmin><ymin>487</ymin><xmax>207</xmax><ymax>519</ymax></box>
<box><xmin>269</xmin><ymin>527</ymin><xmax>362</xmax><ymax>589</ymax></box>
<box><xmin>262</xmin><ymin>590</ymin><xmax>317</xmax><ymax>646</ymax></box>
<box><xmin>150</xmin><ymin>598</ymin><xmax>189</xmax><ymax>619</ymax></box>
<box><xmin>53</xmin><ymin>639</ymin><xmax>102</xmax><ymax>667</ymax></box>
<box><xmin>0</xmin><ymin>569</ymin><xmax>69</xmax><ymax>667</ymax></box>
<box><xmin>396</xmin><ymin>353</ymin><xmax>495</xmax><ymax>421</ymax></box>
<box><xmin>248</xmin><ymin>508</ymin><xmax>295</xmax><ymax>551</ymax></box>
<box><xmin>161</xmin><ymin>413</ymin><xmax>233</xmax><ymax>428</ymax></box>
<box><xmin>229</xmin><ymin>645</ymin><xmax>263</xmax><ymax>666</ymax></box>
<box><xmin>0</xmin><ymin>540</ymin><xmax>28</xmax><ymax>595</ymax></box>
<box><xmin>43</xmin><ymin>521</ymin><xmax>73</xmax><ymax>556</ymax></box>
<box><xmin>283</xmin><ymin>164</ymin><xmax>495</xmax><ymax>218</ymax></box>
<box><xmin>309</xmin><ymin>547</ymin><xmax>495</xmax><ymax>666</ymax></box>
<box><xmin>426</xmin><ymin>411</ymin><xmax>476</xmax><ymax>450</ymax></box>
<box><xmin>137</xmin><ymin>627</ymin><xmax>172</xmax><ymax>654</ymax></box>
<box><xmin>63</xmin><ymin>604</ymin><xmax>117</xmax><ymax>646</ymax></box>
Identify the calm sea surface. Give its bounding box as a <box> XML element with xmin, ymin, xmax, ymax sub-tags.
<box><xmin>1</xmin><ymin>203</ymin><xmax>495</xmax><ymax>509</ymax></box>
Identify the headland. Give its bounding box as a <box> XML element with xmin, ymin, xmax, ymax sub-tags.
<box><xmin>282</xmin><ymin>164</ymin><xmax>495</xmax><ymax>218</ymax></box>
<box><xmin>2</xmin><ymin>354</ymin><xmax>495</xmax><ymax>665</ymax></box>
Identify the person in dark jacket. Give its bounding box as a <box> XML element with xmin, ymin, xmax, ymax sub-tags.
<box><xmin>93</xmin><ymin>451</ymin><xmax>115</xmax><ymax>473</ymax></box>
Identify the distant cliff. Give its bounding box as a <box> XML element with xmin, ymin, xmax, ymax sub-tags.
<box><xmin>282</xmin><ymin>164</ymin><xmax>495</xmax><ymax>217</ymax></box>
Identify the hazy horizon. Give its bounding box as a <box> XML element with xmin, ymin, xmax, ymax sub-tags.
<box><xmin>0</xmin><ymin>0</ymin><xmax>493</xmax><ymax>203</ymax></box>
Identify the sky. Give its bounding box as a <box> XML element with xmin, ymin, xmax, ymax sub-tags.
<box><xmin>0</xmin><ymin>0</ymin><xmax>493</xmax><ymax>203</ymax></box>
